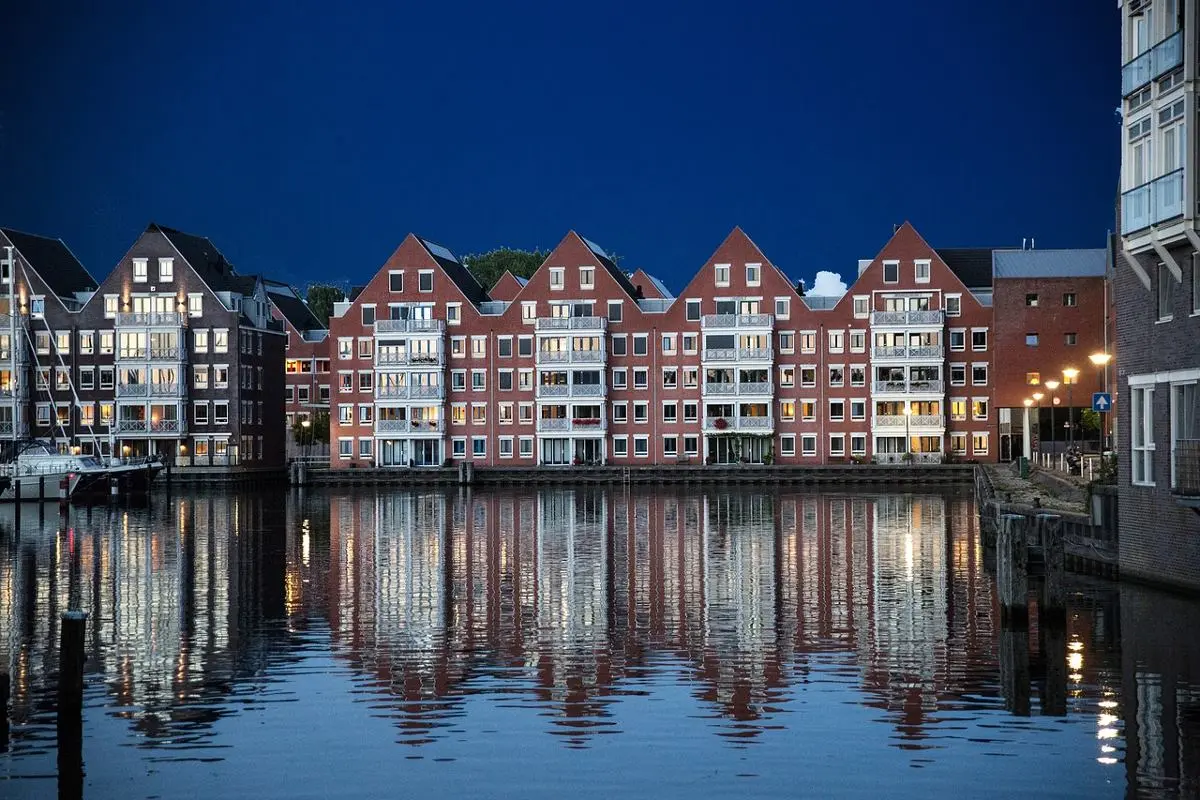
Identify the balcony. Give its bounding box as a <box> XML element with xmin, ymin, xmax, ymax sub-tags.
<box><xmin>873</xmin><ymin>414</ymin><xmax>945</xmax><ymax>429</ymax></box>
<box><xmin>535</xmin><ymin>316</ymin><xmax>607</xmax><ymax>332</ymax></box>
<box><xmin>374</xmin><ymin>383</ymin><xmax>445</xmax><ymax>400</ymax></box>
<box><xmin>701</xmin><ymin>347</ymin><xmax>773</xmax><ymax>362</ymax></box>
<box><xmin>872</xmin><ymin>345</ymin><xmax>945</xmax><ymax>360</ymax></box>
<box><xmin>536</xmin><ymin>417</ymin><xmax>607</xmax><ymax>434</ymax></box>
<box><xmin>116</xmin><ymin>311</ymin><xmax>184</xmax><ymax>327</ymax></box>
<box><xmin>374</xmin><ymin>318</ymin><xmax>445</xmax><ymax>334</ymax></box>
<box><xmin>871</xmin><ymin>310</ymin><xmax>943</xmax><ymax>326</ymax></box>
<box><xmin>871</xmin><ymin>380</ymin><xmax>945</xmax><ymax>394</ymax></box>
<box><xmin>700</xmin><ymin>313</ymin><xmax>773</xmax><ymax>329</ymax></box>
<box><xmin>1174</xmin><ymin>439</ymin><xmax>1200</xmax><ymax>507</ymax></box>
<box><xmin>704</xmin><ymin>416</ymin><xmax>774</xmax><ymax>432</ymax></box>
<box><xmin>375</xmin><ymin>418</ymin><xmax>442</xmax><ymax>435</ymax></box>
<box><xmin>375</xmin><ymin>351</ymin><xmax>445</xmax><ymax>367</ymax></box>
<box><xmin>536</xmin><ymin>349</ymin><xmax>605</xmax><ymax>365</ymax></box>
<box><xmin>0</xmin><ymin>420</ymin><xmax>29</xmax><ymax>437</ymax></box>
<box><xmin>875</xmin><ymin>452</ymin><xmax>944</xmax><ymax>465</ymax></box>
<box><xmin>1122</xmin><ymin>30</ymin><xmax>1183</xmax><ymax>96</ymax></box>
<box><xmin>702</xmin><ymin>381</ymin><xmax>773</xmax><ymax>396</ymax></box>
<box><xmin>115</xmin><ymin>418</ymin><xmax>185</xmax><ymax>435</ymax></box>
<box><xmin>535</xmin><ymin>383</ymin><xmax>605</xmax><ymax>399</ymax></box>
<box><xmin>1121</xmin><ymin>169</ymin><xmax>1184</xmax><ymax>235</ymax></box>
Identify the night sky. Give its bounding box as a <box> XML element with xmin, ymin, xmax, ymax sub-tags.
<box><xmin>0</xmin><ymin>1</ymin><xmax>1119</xmax><ymax>294</ymax></box>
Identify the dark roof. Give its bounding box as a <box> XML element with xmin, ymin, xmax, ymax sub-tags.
<box><xmin>150</xmin><ymin>223</ymin><xmax>249</xmax><ymax>294</ymax></box>
<box><xmin>268</xmin><ymin>286</ymin><xmax>325</xmax><ymax>332</ymax></box>
<box><xmin>348</xmin><ymin>285</ymin><xmax>366</xmax><ymax>302</ymax></box>
<box><xmin>935</xmin><ymin>248</ymin><xmax>995</xmax><ymax>289</ymax></box>
<box><xmin>1</xmin><ymin>228</ymin><xmax>97</xmax><ymax>298</ymax></box>
<box><xmin>416</xmin><ymin>237</ymin><xmax>489</xmax><ymax>306</ymax></box>
<box><xmin>579</xmin><ymin>234</ymin><xmax>640</xmax><ymax>300</ymax></box>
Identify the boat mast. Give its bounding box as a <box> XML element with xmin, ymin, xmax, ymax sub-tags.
<box><xmin>2</xmin><ymin>246</ymin><xmax>15</xmax><ymax>448</ymax></box>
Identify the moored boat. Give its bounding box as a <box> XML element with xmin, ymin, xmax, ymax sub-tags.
<box><xmin>0</xmin><ymin>441</ymin><xmax>164</xmax><ymax>501</ymax></box>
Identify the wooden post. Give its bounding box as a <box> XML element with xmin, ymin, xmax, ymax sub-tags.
<box><xmin>458</xmin><ymin>462</ymin><xmax>466</xmax><ymax>485</ymax></box>
<box><xmin>997</xmin><ymin>513</ymin><xmax>1028</xmax><ymax>627</ymax></box>
<box><xmin>58</xmin><ymin>611</ymin><xmax>87</xmax><ymax>800</ymax></box>
<box><xmin>1037</xmin><ymin>513</ymin><xmax>1066</xmax><ymax>625</ymax></box>
<box><xmin>38</xmin><ymin>474</ymin><xmax>44</xmax><ymax>502</ymax></box>
<box><xmin>1039</xmin><ymin>612</ymin><xmax>1068</xmax><ymax>717</ymax></box>
<box><xmin>109</xmin><ymin>477</ymin><xmax>119</xmax><ymax>503</ymax></box>
<box><xmin>1</xmin><ymin>669</ymin><xmax>9</xmax><ymax>751</ymax></box>
<box><xmin>999</xmin><ymin>623</ymin><xmax>1032</xmax><ymax>717</ymax></box>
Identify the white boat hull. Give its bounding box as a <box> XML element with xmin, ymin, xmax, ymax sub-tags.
<box><xmin>1</xmin><ymin>470</ymin><xmax>87</xmax><ymax>502</ymax></box>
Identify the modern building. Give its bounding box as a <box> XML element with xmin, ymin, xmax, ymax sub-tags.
<box><xmin>0</xmin><ymin>223</ymin><xmax>288</xmax><ymax>470</ymax></box>
<box><xmin>325</xmin><ymin>222</ymin><xmax>1111</xmax><ymax>469</ymax></box>
<box><xmin>1116</xmin><ymin>0</ymin><xmax>1200</xmax><ymax>590</ymax></box>
<box><xmin>269</xmin><ymin>281</ymin><xmax>330</xmax><ymax>427</ymax></box>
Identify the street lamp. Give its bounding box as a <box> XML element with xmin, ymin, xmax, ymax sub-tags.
<box><xmin>1022</xmin><ymin>398</ymin><xmax>1033</xmax><ymax>461</ymax></box>
<box><xmin>903</xmin><ymin>403</ymin><xmax>912</xmax><ymax>460</ymax></box>
<box><xmin>1044</xmin><ymin>380</ymin><xmax>1060</xmax><ymax>453</ymax></box>
<box><xmin>1062</xmin><ymin>367</ymin><xmax>1079</xmax><ymax>449</ymax></box>
<box><xmin>1032</xmin><ymin>391</ymin><xmax>1044</xmax><ymax>457</ymax></box>
<box><xmin>1090</xmin><ymin>352</ymin><xmax>1112</xmax><ymax>450</ymax></box>
<box><xmin>301</xmin><ymin>418</ymin><xmax>311</xmax><ymax>461</ymax></box>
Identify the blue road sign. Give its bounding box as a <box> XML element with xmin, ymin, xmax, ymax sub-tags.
<box><xmin>1092</xmin><ymin>392</ymin><xmax>1113</xmax><ymax>413</ymax></box>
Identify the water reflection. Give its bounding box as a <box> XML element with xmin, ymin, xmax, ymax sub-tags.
<box><xmin>0</xmin><ymin>488</ymin><xmax>1197</xmax><ymax>797</ymax></box>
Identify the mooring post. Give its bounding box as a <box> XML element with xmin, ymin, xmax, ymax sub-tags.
<box><xmin>1036</xmin><ymin>514</ymin><xmax>1066</xmax><ymax>624</ymax></box>
<box><xmin>58</xmin><ymin>475</ymin><xmax>69</xmax><ymax>516</ymax></box>
<box><xmin>110</xmin><ymin>477</ymin><xmax>119</xmax><ymax>503</ymax></box>
<box><xmin>1</xmin><ymin>669</ymin><xmax>10</xmax><ymax>751</ymax></box>
<box><xmin>465</xmin><ymin>462</ymin><xmax>474</xmax><ymax>485</ymax></box>
<box><xmin>457</xmin><ymin>462</ymin><xmax>466</xmax><ymax>486</ymax></box>
<box><xmin>58</xmin><ymin>610</ymin><xmax>87</xmax><ymax>800</ymax></box>
<box><xmin>1040</xmin><ymin>612</ymin><xmax>1068</xmax><ymax>717</ymax></box>
<box><xmin>999</xmin><ymin>622</ymin><xmax>1032</xmax><ymax>717</ymax></box>
<box><xmin>997</xmin><ymin>514</ymin><xmax>1029</xmax><ymax>627</ymax></box>
<box><xmin>38</xmin><ymin>474</ymin><xmax>44</xmax><ymax>503</ymax></box>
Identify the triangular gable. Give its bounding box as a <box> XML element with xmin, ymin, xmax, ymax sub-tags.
<box><xmin>629</xmin><ymin>268</ymin><xmax>672</xmax><ymax>299</ymax></box>
<box><xmin>665</xmin><ymin>226</ymin><xmax>799</xmax><ymax>324</ymax></box>
<box><xmin>489</xmin><ymin>270</ymin><xmax>528</xmax><ymax>302</ymax></box>
<box><xmin>839</xmin><ymin>221</ymin><xmax>987</xmax><ymax>310</ymax></box>
<box><xmin>335</xmin><ymin>233</ymin><xmax>482</xmax><ymax>320</ymax></box>
<box><xmin>508</xmin><ymin>231</ymin><xmax>641</xmax><ymax>311</ymax></box>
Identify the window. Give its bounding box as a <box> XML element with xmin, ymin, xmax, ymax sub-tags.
<box><xmin>79</xmin><ymin>367</ymin><xmax>94</xmax><ymax>390</ymax></box>
<box><xmin>579</xmin><ymin>266</ymin><xmax>594</xmax><ymax>289</ymax></box>
<box><xmin>471</xmin><ymin>336</ymin><xmax>486</xmax><ymax>358</ymax></box>
<box><xmin>633</xmin><ymin>335</ymin><xmax>648</xmax><ymax>356</ymax></box>
<box><xmin>781</xmin><ymin>435</ymin><xmax>796</xmax><ymax>457</ymax></box>
<box><xmin>971</xmin><ymin>329</ymin><xmax>987</xmax><ymax>350</ymax></box>
<box><xmin>1172</xmin><ymin>382</ymin><xmax>1198</xmax><ymax>488</ymax></box>
<box><xmin>471</xmin><ymin>370</ymin><xmax>485</xmax><ymax>390</ymax></box>
<box><xmin>850</xmin><ymin>366</ymin><xmax>865</xmax><ymax>387</ymax></box>
<box><xmin>849</xmin><ymin>331</ymin><xmax>866</xmax><ymax>353</ymax></box>
<box><xmin>522</xmin><ymin>301</ymin><xmax>537</xmax><ymax>323</ymax></box>
<box><xmin>612</xmin><ymin>403</ymin><xmax>628</xmax><ymax>423</ymax></box>
<box><xmin>608</xmin><ymin>300</ymin><xmax>623</xmax><ymax>322</ymax></box>
<box><xmin>1025</xmin><ymin>293</ymin><xmax>1039</xmax><ymax>307</ymax></box>
<box><xmin>829</xmin><ymin>400</ymin><xmax>844</xmax><ymax>422</ymax></box>
<box><xmin>132</xmin><ymin>258</ymin><xmax>148</xmax><ymax>282</ymax></box>
<box><xmin>633</xmin><ymin>436</ymin><xmax>649</xmax><ymax>457</ymax></box>
<box><xmin>1131</xmin><ymin>386</ymin><xmax>1155</xmax><ymax>485</ymax></box>
<box><xmin>418</xmin><ymin>271</ymin><xmax>433</xmax><ymax>292</ymax></box>
<box><xmin>1194</xmin><ymin>255</ymin><xmax>1200</xmax><ymax>314</ymax></box>
<box><xmin>611</xmin><ymin>335</ymin><xmax>627</xmax><ymax>356</ymax></box>
<box><xmin>388</xmin><ymin>271</ymin><xmax>404</xmax><ymax>292</ymax></box>
<box><xmin>661</xmin><ymin>334</ymin><xmax>676</xmax><ymax>355</ymax></box>
<box><xmin>549</xmin><ymin>268</ymin><xmax>565</xmax><ymax>290</ymax></box>
<box><xmin>684</xmin><ymin>435</ymin><xmax>699</xmax><ymax>456</ymax></box>
<box><xmin>945</xmin><ymin>295</ymin><xmax>961</xmax><ymax>317</ymax></box>
<box><xmin>799</xmin><ymin>332</ymin><xmax>816</xmax><ymax>354</ymax></box>
<box><xmin>519</xmin><ymin>369</ymin><xmax>533</xmax><ymax>390</ymax></box>
<box><xmin>780</xmin><ymin>366</ymin><xmax>795</xmax><ymax>388</ymax></box>
<box><xmin>1158</xmin><ymin>264</ymin><xmax>1174</xmax><ymax>320</ymax></box>
<box><xmin>450</xmin><ymin>337</ymin><xmax>466</xmax><ymax>358</ymax></box>
<box><xmin>829</xmin><ymin>365</ymin><xmax>844</xmax><ymax>387</ymax></box>
<box><xmin>35</xmin><ymin>332</ymin><xmax>49</xmax><ymax>354</ymax></box>
<box><xmin>214</xmin><ymin>366</ymin><xmax>229</xmax><ymax>389</ymax></box>
<box><xmin>852</xmin><ymin>296</ymin><xmax>869</xmax><ymax>318</ymax></box>
<box><xmin>714</xmin><ymin>264</ymin><xmax>730</xmax><ymax>286</ymax></box>
<box><xmin>972</xmin><ymin>364</ymin><xmax>988</xmax><ymax>386</ymax></box>
<box><xmin>185</xmin><ymin>294</ymin><xmax>202</xmax><ymax>317</ymax></box>
<box><xmin>1064</xmin><ymin>332</ymin><xmax>1077</xmax><ymax>346</ymax></box>
<box><xmin>194</xmin><ymin>402</ymin><xmax>209</xmax><ymax>426</ymax></box>
<box><xmin>779</xmin><ymin>332</ymin><xmax>794</xmax><ymax>354</ymax></box>
<box><xmin>774</xmin><ymin>297</ymin><xmax>789</xmax><ymax>319</ymax></box>
<box><xmin>451</xmin><ymin>438</ymin><xmax>467</xmax><ymax>458</ymax></box>
<box><xmin>972</xmin><ymin>398</ymin><xmax>989</xmax><ymax>420</ymax></box>
<box><xmin>662</xmin><ymin>368</ymin><xmax>677</xmax><ymax>389</ymax></box>
<box><xmin>447</xmin><ymin>303</ymin><xmax>461</xmax><ymax>326</ymax></box>
<box><xmin>1025</xmin><ymin>332</ymin><xmax>1039</xmax><ymax>347</ymax></box>
<box><xmin>358</xmin><ymin>337</ymin><xmax>374</xmax><ymax>359</ymax></box>
<box><xmin>828</xmin><ymin>331</ymin><xmax>844</xmax><ymax>353</ymax></box>
<box><xmin>829</xmin><ymin>434</ymin><xmax>845</xmax><ymax>457</ymax></box>
<box><xmin>471</xmin><ymin>437</ymin><xmax>486</xmax><ymax>457</ymax></box>
<box><xmin>358</xmin><ymin>372</ymin><xmax>373</xmax><ymax>392</ymax></box>
<box><xmin>214</xmin><ymin>402</ymin><xmax>229</xmax><ymax>425</ymax></box>
<box><xmin>801</xmin><ymin>435</ymin><xmax>817</xmax><ymax>457</ymax></box>
<box><xmin>683</xmin><ymin>402</ymin><xmax>698</xmax><ymax>422</ymax></box>
<box><xmin>498</xmin><ymin>437</ymin><xmax>514</xmax><ymax>458</ymax></box>
<box><xmin>746</xmin><ymin>263</ymin><xmax>761</xmax><ymax>286</ymax></box>
<box><xmin>498</xmin><ymin>370</ymin><xmax>514</xmax><ymax>391</ymax></box>
<box><xmin>682</xmin><ymin>334</ymin><xmax>698</xmax><ymax>354</ymax></box>
<box><xmin>1026</xmin><ymin>372</ymin><xmax>1040</xmax><ymax>385</ymax></box>
<box><xmin>662</xmin><ymin>402</ymin><xmax>677</xmax><ymax>423</ymax></box>
<box><xmin>682</xmin><ymin>368</ymin><xmax>698</xmax><ymax>388</ymax></box>
<box><xmin>104</xmin><ymin>295</ymin><xmax>118</xmax><ymax>317</ymax></box>
<box><xmin>851</xmin><ymin>399</ymin><xmax>865</xmax><ymax>421</ymax></box>
<box><xmin>213</xmin><ymin>329</ymin><xmax>229</xmax><ymax>354</ymax></box>
<box><xmin>361</xmin><ymin>305</ymin><xmax>375</xmax><ymax>326</ymax></box>
<box><xmin>194</xmin><ymin>366</ymin><xmax>209</xmax><ymax>389</ymax></box>
<box><xmin>780</xmin><ymin>401</ymin><xmax>795</xmax><ymax>422</ymax></box>
<box><xmin>451</xmin><ymin>404</ymin><xmax>466</xmax><ymax>425</ymax></box>
<box><xmin>100</xmin><ymin>367</ymin><xmax>114</xmax><ymax>390</ymax></box>
<box><xmin>358</xmin><ymin>405</ymin><xmax>373</xmax><ymax>424</ymax></box>
<box><xmin>100</xmin><ymin>331</ymin><xmax>114</xmax><ymax>355</ymax></box>
<box><xmin>158</xmin><ymin>257</ymin><xmax>174</xmax><ymax>282</ymax></box>
<box><xmin>1062</xmin><ymin>292</ymin><xmax>1077</xmax><ymax>307</ymax></box>
<box><xmin>686</xmin><ymin>299</ymin><xmax>701</xmax><ymax>321</ymax></box>
<box><xmin>612</xmin><ymin>368</ymin><xmax>627</xmax><ymax>389</ymax></box>
<box><xmin>882</xmin><ymin>261</ymin><xmax>899</xmax><ymax>283</ymax></box>
<box><xmin>633</xmin><ymin>368</ymin><xmax>648</xmax><ymax>389</ymax></box>
<box><xmin>800</xmin><ymin>366</ymin><xmax>816</xmax><ymax>388</ymax></box>
<box><xmin>613</xmin><ymin>437</ymin><xmax>628</xmax><ymax>458</ymax></box>
<box><xmin>451</xmin><ymin>370</ymin><xmax>466</xmax><ymax>391</ymax></box>
<box><xmin>949</xmin><ymin>329</ymin><xmax>965</xmax><ymax>351</ymax></box>
<box><xmin>518</xmin><ymin>336</ymin><xmax>533</xmax><ymax>357</ymax></box>
<box><xmin>914</xmin><ymin>259</ymin><xmax>930</xmax><ymax>283</ymax></box>
<box><xmin>850</xmin><ymin>434</ymin><xmax>866</xmax><ymax>456</ymax></box>
<box><xmin>972</xmin><ymin>433</ymin><xmax>989</xmax><ymax>456</ymax></box>
<box><xmin>950</xmin><ymin>364</ymin><xmax>966</xmax><ymax>386</ymax></box>
<box><xmin>358</xmin><ymin>439</ymin><xmax>373</xmax><ymax>459</ymax></box>
<box><xmin>472</xmin><ymin>405</ymin><xmax>486</xmax><ymax>425</ymax></box>
<box><xmin>519</xmin><ymin>437</ymin><xmax>534</xmax><ymax>458</ymax></box>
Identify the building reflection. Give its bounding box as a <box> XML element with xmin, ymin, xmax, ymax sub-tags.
<box><xmin>0</xmin><ymin>485</ymin><xmax>1196</xmax><ymax>793</ymax></box>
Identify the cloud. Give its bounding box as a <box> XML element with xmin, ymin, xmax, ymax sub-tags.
<box><xmin>808</xmin><ymin>270</ymin><xmax>848</xmax><ymax>297</ymax></box>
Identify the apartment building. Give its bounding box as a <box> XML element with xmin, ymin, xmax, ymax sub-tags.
<box><xmin>325</xmin><ymin>222</ymin><xmax>1011</xmax><ymax>468</ymax></box>
<box><xmin>268</xmin><ymin>280</ymin><xmax>330</xmax><ymax>427</ymax></box>
<box><xmin>1116</xmin><ymin>0</ymin><xmax>1200</xmax><ymax>590</ymax></box>
<box><xmin>0</xmin><ymin>223</ymin><xmax>287</xmax><ymax>469</ymax></box>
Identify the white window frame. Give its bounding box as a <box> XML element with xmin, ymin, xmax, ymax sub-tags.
<box><xmin>745</xmin><ymin>263</ymin><xmax>761</xmax><ymax>287</ymax></box>
<box><xmin>914</xmin><ymin>259</ymin><xmax>931</xmax><ymax>283</ymax></box>
<box><xmin>1131</xmin><ymin>384</ymin><xmax>1155</xmax><ymax>486</ymax></box>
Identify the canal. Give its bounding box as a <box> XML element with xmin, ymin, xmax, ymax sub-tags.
<box><xmin>0</xmin><ymin>488</ymin><xmax>1197</xmax><ymax>798</ymax></box>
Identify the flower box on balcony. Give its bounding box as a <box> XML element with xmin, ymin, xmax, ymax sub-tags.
<box><xmin>572</xmin><ymin>418</ymin><xmax>602</xmax><ymax>426</ymax></box>
<box><xmin>714</xmin><ymin>418</ymin><xmax>728</xmax><ymax>430</ymax></box>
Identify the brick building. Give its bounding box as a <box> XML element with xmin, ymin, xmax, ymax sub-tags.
<box><xmin>268</xmin><ymin>281</ymin><xmax>330</xmax><ymax>428</ymax></box>
<box><xmin>1115</xmin><ymin>0</ymin><xmax>1200</xmax><ymax>590</ymax></box>
<box><xmin>0</xmin><ymin>223</ymin><xmax>287</xmax><ymax>470</ymax></box>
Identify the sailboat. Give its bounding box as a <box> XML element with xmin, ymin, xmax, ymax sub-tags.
<box><xmin>0</xmin><ymin>440</ymin><xmax>162</xmax><ymax>501</ymax></box>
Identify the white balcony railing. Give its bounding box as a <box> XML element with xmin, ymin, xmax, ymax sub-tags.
<box><xmin>373</xmin><ymin>318</ymin><xmax>446</xmax><ymax>334</ymax></box>
<box><xmin>535</xmin><ymin>316</ymin><xmax>607</xmax><ymax>332</ymax></box>
<box><xmin>703</xmin><ymin>416</ymin><xmax>774</xmax><ymax>432</ymax></box>
<box><xmin>873</xmin><ymin>346</ymin><xmax>907</xmax><ymax>359</ymax></box>
<box><xmin>150</xmin><ymin>419</ymin><xmax>183</xmax><ymax>434</ymax></box>
<box><xmin>375</xmin><ymin>383</ymin><xmax>444</xmax><ymax>400</ymax></box>
<box><xmin>872</xmin><ymin>380</ymin><xmax>945</xmax><ymax>394</ymax></box>
<box><xmin>700</xmin><ymin>313</ymin><xmax>773</xmax><ymax>329</ymax></box>
<box><xmin>116</xmin><ymin>311</ymin><xmax>184</xmax><ymax>327</ymax></box>
<box><xmin>703</xmin><ymin>383</ymin><xmax>737</xmax><ymax>396</ymax></box>
<box><xmin>536</xmin><ymin>383</ymin><xmax>605</xmax><ymax>399</ymax></box>
<box><xmin>536</xmin><ymin>349</ymin><xmax>605</xmax><ymax>365</ymax></box>
<box><xmin>375</xmin><ymin>351</ymin><xmax>445</xmax><ymax>367</ymax></box>
<box><xmin>116</xmin><ymin>419</ymin><xmax>148</xmax><ymax>433</ymax></box>
<box><xmin>871</xmin><ymin>310</ymin><xmax>943</xmax><ymax>326</ymax></box>
<box><xmin>874</xmin><ymin>414</ymin><xmax>945</xmax><ymax>428</ymax></box>
<box><xmin>702</xmin><ymin>347</ymin><xmax>773</xmax><ymax>362</ymax></box>
<box><xmin>908</xmin><ymin>345</ymin><xmax>943</xmax><ymax>359</ymax></box>
<box><xmin>536</xmin><ymin>417</ymin><xmax>607</xmax><ymax>433</ymax></box>
<box><xmin>116</xmin><ymin>383</ymin><xmax>148</xmax><ymax>397</ymax></box>
<box><xmin>874</xmin><ymin>452</ymin><xmax>944</xmax><ymax>465</ymax></box>
<box><xmin>374</xmin><ymin>418</ymin><xmax>442</xmax><ymax>434</ymax></box>
<box><xmin>1122</xmin><ymin>168</ymin><xmax>1185</xmax><ymax>235</ymax></box>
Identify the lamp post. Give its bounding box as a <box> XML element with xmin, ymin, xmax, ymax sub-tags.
<box><xmin>1089</xmin><ymin>351</ymin><xmax>1112</xmax><ymax>451</ymax></box>
<box><xmin>301</xmin><ymin>418</ymin><xmax>311</xmax><ymax>461</ymax></box>
<box><xmin>1044</xmin><ymin>379</ymin><xmax>1060</xmax><ymax>454</ymax></box>
<box><xmin>1032</xmin><ymin>392</ymin><xmax>1044</xmax><ymax>456</ymax></box>
<box><xmin>903</xmin><ymin>403</ymin><xmax>912</xmax><ymax>461</ymax></box>
<box><xmin>1062</xmin><ymin>367</ymin><xmax>1079</xmax><ymax>450</ymax></box>
<box><xmin>1022</xmin><ymin>398</ymin><xmax>1033</xmax><ymax>461</ymax></box>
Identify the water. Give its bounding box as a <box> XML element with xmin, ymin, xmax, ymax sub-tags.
<box><xmin>0</xmin><ymin>487</ymin><xmax>1197</xmax><ymax>798</ymax></box>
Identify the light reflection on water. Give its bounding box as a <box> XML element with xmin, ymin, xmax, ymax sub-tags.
<box><xmin>0</xmin><ymin>487</ymin><xmax>1196</xmax><ymax>798</ymax></box>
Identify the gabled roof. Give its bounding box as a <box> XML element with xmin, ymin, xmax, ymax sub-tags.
<box><xmin>488</xmin><ymin>270</ymin><xmax>529</xmax><ymax>301</ymax></box>
<box><xmin>151</xmin><ymin>222</ymin><xmax>250</xmax><ymax>294</ymax></box>
<box><xmin>934</xmin><ymin>248</ymin><xmax>995</xmax><ymax>290</ymax></box>
<box><xmin>629</xmin><ymin>268</ymin><xmax>673</xmax><ymax>299</ymax></box>
<box><xmin>578</xmin><ymin>233</ymin><xmax>640</xmax><ymax>300</ymax></box>
<box><xmin>0</xmin><ymin>227</ymin><xmax>97</xmax><ymax>298</ymax></box>
<box><xmin>992</xmin><ymin>248</ymin><xmax>1107</xmax><ymax>279</ymax></box>
<box><xmin>265</xmin><ymin>281</ymin><xmax>325</xmax><ymax>331</ymax></box>
<box><xmin>416</xmin><ymin>236</ymin><xmax>489</xmax><ymax>306</ymax></box>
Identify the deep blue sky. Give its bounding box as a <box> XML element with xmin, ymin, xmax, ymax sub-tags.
<box><xmin>0</xmin><ymin>0</ymin><xmax>1119</xmax><ymax>294</ymax></box>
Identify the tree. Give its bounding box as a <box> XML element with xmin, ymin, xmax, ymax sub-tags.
<box><xmin>1080</xmin><ymin>409</ymin><xmax>1101</xmax><ymax>434</ymax></box>
<box><xmin>306</xmin><ymin>284</ymin><xmax>345</xmax><ymax>325</ymax></box>
<box><xmin>461</xmin><ymin>248</ymin><xmax>547</xmax><ymax>291</ymax></box>
<box><xmin>292</xmin><ymin>411</ymin><xmax>329</xmax><ymax>446</ymax></box>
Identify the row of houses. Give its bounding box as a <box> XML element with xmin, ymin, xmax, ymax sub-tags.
<box><xmin>0</xmin><ymin>221</ymin><xmax>1108</xmax><ymax>472</ymax></box>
